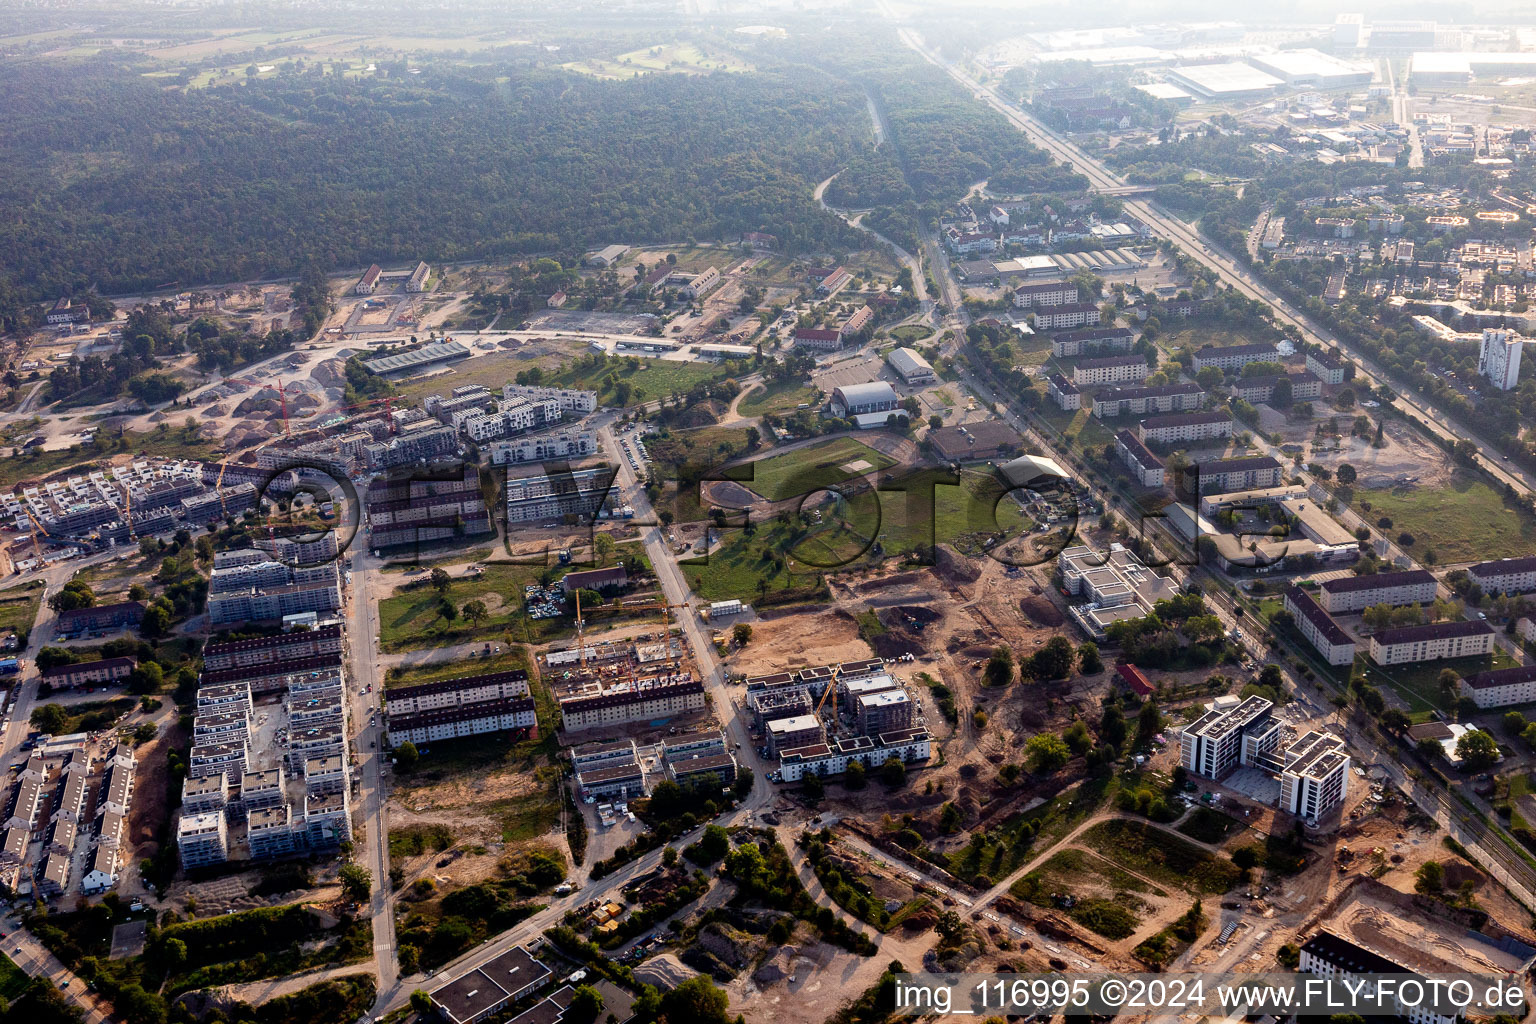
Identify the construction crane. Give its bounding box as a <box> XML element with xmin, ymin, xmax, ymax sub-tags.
<box><xmin>22</xmin><ymin>508</ymin><xmax>49</xmax><ymax>569</ymax></box>
<box><xmin>341</xmin><ymin>394</ymin><xmax>399</xmax><ymax>434</ymax></box>
<box><xmin>814</xmin><ymin>677</ymin><xmax>838</xmax><ymax>734</ymax></box>
<box><xmin>228</xmin><ymin>376</ymin><xmax>291</xmax><ymax>436</ymax></box>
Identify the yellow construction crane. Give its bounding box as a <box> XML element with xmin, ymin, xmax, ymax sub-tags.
<box><xmin>814</xmin><ymin>677</ymin><xmax>837</xmax><ymax>732</ymax></box>
<box><xmin>23</xmin><ymin>509</ymin><xmax>48</xmax><ymax>569</ymax></box>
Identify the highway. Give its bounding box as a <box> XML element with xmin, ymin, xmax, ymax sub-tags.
<box><xmin>894</xmin><ymin>27</ymin><xmax>1536</xmax><ymax>507</ymax></box>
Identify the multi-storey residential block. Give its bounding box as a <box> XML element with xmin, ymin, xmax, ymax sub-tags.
<box><xmin>1283</xmin><ymin>586</ymin><xmax>1357</xmax><ymax>666</ymax></box>
<box><xmin>1072</xmin><ymin>355</ymin><xmax>1147</xmax><ymax>387</ymax></box>
<box><xmin>1180</xmin><ymin>695</ymin><xmax>1280</xmax><ymax>780</ymax></box>
<box><xmin>1139</xmin><ymin>411</ymin><xmax>1234</xmax><ymax>446</ymax></box>
<box><xmin>1050</xmin><ymin>326</ymin><xmax>1135</xmax><ymax>358</ymax></box>
<box><xmin>559</xmin><ymin>678</ymin><xmax>706</xmax><ymax>732</ymax></box>
<box><xmin>1460</xmin><ymin>665</ymin><xmax>1536</xmax><ymax>709</ymax></box>
<box><xmin>177</xmin><ymin>812</ymin><xmax>228</xmax><ymax>869</ymax></box>
<box><xmin>1192</xmin><ymin>456</ymin><xmax>1282</xmax><ymax>494</ymax></box>
<box><xmin>1368</xmin><ymin>619</ymin><xmax>1496</xmax><ymax>665</ymax></box>
<box><xmin>1318</xmin><ymin>569</ymin><xmax>1437</xmax><ymax>614</ymax></box>
<box><xmin>1114</xmin><ymin>429</ymin><xmax>1165</xmax><ymax>487</ymax></box>
<box><xmin>1305</xmin><ymin>347</ymin><xmax>1351</xmax><ymax>385</ymax></box>
<box><xmin>1279</xmin><ymin>731</ymin><xmax>1350</xmax><ymax>822</ymax></box>
<box><xmin>1046</xmin><ymin>373</ymin><xmax>1080</xmax><ymax>410</ymax></box>
<box><xmin>1192</xmin><ymin>343</ymin><xmax>1277</xmax><ymax>373</ymax></box>
<box><xmin>1467</xmin><ymin>556</ymin><xmax>1536</xmax><ymax>595</ymax></box>
<box><xmin>1230</xmin><ymin>371</ymin><xmax>1323</xmax><ymax>404</ymax></box>
<box><xmin>1092</xmin><ymin>382</ymin><xmax>1203</xmax><ymax>419</ymax></box>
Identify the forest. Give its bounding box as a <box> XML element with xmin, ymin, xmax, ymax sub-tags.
<box><xmin>0</xmin><ymin>60</ymin><xmax>870</xmax><ymax>310</ymax></box>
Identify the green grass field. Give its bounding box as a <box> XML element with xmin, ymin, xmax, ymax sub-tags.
<box><xmin>385</xmin><ymin>649</ymin><xmax>532</xmax><ymax>690</ymax></box>
<box><xmin>1078</xmin><ymin>819</ymin><xmax>1243</xmax><ymax>895</ymax></box>
<box><xmin>1364</xmin><ymin>648</ymin><xmax>1520</xmax><ymax>713</ymax></box>
<box><xmin>1357</xmin><ymin>474</ymin><xmax>1536</xmax><ymax>563</ymax></box>
<box><xmin>679</xmin><ymin>517</ymin><xmax>829</xmax><ymax>604</ymax></box>
<box><xmin>0</xmin><ymin>583</ymin><xmax>43</xmax><ymax>645</ymax></box>
<box><xmin>731</xmin><ymin>437</ymin><xmax>895</xmax><ymax>501</ymax></box>
<box><xmin>1033</xmin><ymin>398</ymin><xmax>1116</xmax><ymax>457</ymax></box>
<box><xmin>562</xmin><ymin>42</ymin><xmax>752</xmax><ymax>79</ymax></box>
<box><xmin>549</xmin><ymin>359</ymin><xmax>732</xmax><ymax>408</ymax></box>
<box><xmin>0</xmin><ymin>953</ymin><xmax>27</xmax><ymax>1001</ymax></box>
<box><xmin>737</xmin><ymin>380</ymin><xmax>819</xmax><ymax>417</ymax></box>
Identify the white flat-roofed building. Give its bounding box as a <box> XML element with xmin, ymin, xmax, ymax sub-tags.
<box><xmin>767</xmin><ymin>714</ymin><xmax>823</xmax><ymax>756</ymax></box>
<box><xmin>248</xmin><ymin>805</ymin><xmax>300</xmax><ymax>860</ymax></box>
<box><xmin>558</xmin><ymin>677</ymin><xmax>705</xmax><ymax>732</ymax></box>
<box><xmin>575</xmin><ymin>761</ymin><xmax>646</xmax><ymax>800</ymax></box>
<box><xmin>1072</xmin><ymin>355</ymin><xmax>1147</xmax><ymax>387</ymax></box>
<box><xmin>1249</xmin><ymin>49</ymin><xmax>1372</xmax><ymax>89</ymax></box>
<box><xmin>501</xmin><ymin>384</ymin><xmax>599</xmax><ymax>415</ymax></box>
<box><xmin>1280</xmin><ymin>731</ymin><xmax>1350</xmax><ymax>822</ymax></box>
<box><xmin>1318</xmin><ymin>569</ymin><xmax>1437</xmax><ymax>614</ymax></box>
<box><xmin>775</xmin><ymin>727</ymin><xmax>931</xmax><ymax>782</ymax></box>
<box><xmin>1368</xmin><ymin>619</ymin><xmax>1496</xmax><ymax>666</ymax></box>
<box><xmin>1467</xmin><ymin>556</ymin><xmax>1536</xmax><ymax>595</ymax></box>
<box><xmin>1180</xmin><ymin>695</ymin><xmax>1279</xmax><ymax>780</ymax></box>
<box><xmin>1478</xmin><ymin>328</ymin><xmax>1524</xmax><ymax>391</ymax></box>
<box><xmin>1460</xmin><ymin>665</ymin><xmax>1536</xmax><ymax>709</ymax></box>
<box><xmin>1167</xmin><ymin>62</ymin><xmax>1282</xmax><ymax>100</ymax></box>
<box><xmin>386</xmin><ymin>697</ymin><xmax>536</xmax><ymax>747</ymax></box>
<box><xmin>1138</xmin><ymin>410</ymin><xmax>1233</xmax><ymax>445</ymax></box>
<box><xmin>1283</xmin><ymin>586</ymin><xmax>1357</xmax><ymax>666</ymax></box>
<box><xmin>570</xmin><ymin>738</ymin><xmax>638</xmax><ymax>771</ymax></box>
<box><xmin>1297</xmin><ymin>931</ymin><xmax>1456</xmax><ymax>1024</ymax></box>
<box><xmin>178</xmin><ymin>811</ymin><xmax>228</xmax><ymax>869</ymax></box>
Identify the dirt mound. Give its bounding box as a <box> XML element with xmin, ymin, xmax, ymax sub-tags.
<box><xmin>859</xmin><ymin>571</ymin><xmax>924</xmax><ymax>592</ymax></box>
<box><xmin>870</xmin><ymin>629</ymin><xmax>924</xmax><ymax>660</ymax></box>
<box><xmin>935</xmin><ymin>544</ymin><xmax>981</xmax><ymax>584</ymax></box>
<box><xmin>677</xmin><ymin>402</ymin><xmax>722</xmax><ymax>428</ymax></box>
<box><xmin>310</xmin><ymin>358</ymin><xmax>348</xmax><ymax>388</ymax></box>
<box><xmin>1020</xmin><ymin>596</ymin><xmax>1064</xmax><ymax>627</ymax></box>
<box><xmin>701</xmin><ymin>479</ymin><xmax>760</xmax><ymax>508</ymax></box>
<box><xmin>634</xmin><ymin>953</ymin><xmax>700</xmax><ymax>991</ymax></box>
<box><xmin>887</xmin><ymin>605</ymin><xmax>941</xmax><ymax>625</ymax></box>
<box><xmin>961</xmin><ymin>645</ymin><xmax>996</xmax><ymax>659</ymax></box>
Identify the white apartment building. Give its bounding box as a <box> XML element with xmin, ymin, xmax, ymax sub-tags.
<box><xmin>1193</xmin><ymin>456</ymin><xmax>1283</xmax><ymax>495</ymax></box>
<box><xmin>177</xmin><ymin>812</ymin><xmax>228</xmax><ymax>869</ymax></box>
<box><xmin>1180</xmin><ymin>695</ymin><xmax>1280</xmax><ymax>780</ymax></box>
<box><xmin>1072</xmin><ymin>355</ymin><xmax>1147</xmax><ymax>387</ymax></box>
<box><xmin>1279</xmin><ymin>731</ymin><xmax>1350</xmax><ymax>822</ymax></box>
<box><xmin>1305</xmin><ymin>347</ymin><xmax>1350</xmax><ymax>385</ymax></box>
<box><xmin>1051</xmin><ymin>327</ymin><xmax>1135</xmax><ymax>358</ymax></box>
<box><xmin>1318</xmin><ymin>569</ymin><xmax>1437</xmax><ymax>614</ymax></box>
<box><xmin>1467</xmin><ymin>555</ymin><xmax>1536</xmax><ymax>595</ymax></box>
<box><xmin>1460</xmin><ymin>665</ymin><xmax>1536</xmax><ymax>709</ymax></box>
<box><xmin>1478</xmin><ymin>328</ymin><xmax>1525</xmax><ymax>391</ymax></box>
<box><xmin>1092</xmin><ymin>382</ymin><xmax>1203</xmax><ymax>419</ymax></box>
<box><xmin>1192</xmin><ymin>343</ymin><xmax>1277</xmax><ymax>373</ymax></box>
<box><xmin>1297</xmin><ymin>932</ymin><xmax>1457</xmax><ymax>1024</ymax></box>
<box><xmin>1114</xmin><ymin>429</ymin><xmax>1165</xmax><ymax>487</ymax></box>
<box><xmin>1368</xmin><ymin>619</ymin><xmax>1496</xmax><ymax>665</ymax></box>
<box><xmin>1283</xmin><ymin>586</ymin><xmax>1357</xmax><ymax>666</ymax></box>
<box><xmin>1046</xmin><ymin>373</ymin><xmax>1080</xmax><ymax>410</ymax></box>
<box><xmin>1137</xmin><ymin>410</ymin><xmax>1233</xmax><ymax>445</ymax></box>
<box><xmin>1012</xmin><ymin>281</ymin><xmax>1078</xmax><ymax>308</ymax></box>
<box><xmin>489</xmin><ymin>430</ymin><xmax>596</xmax><ymax>466</ymax></box>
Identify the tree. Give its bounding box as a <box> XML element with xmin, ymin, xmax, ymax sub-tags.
<box><xmin>880</xmin><ymin>757</ymin><xmax>907</xmax><ymax>787</ymax></box>
<box><xmin>692</xmin><ymin>825</ymin><xmax>730</xmax><ymax>864</ymax></box>
<box><xmin>801</xmin><ymin>772</ymin><xmax>823</xmax><ymax>801</ymax></box>
<box><xmin>1277</xmin><ymin>942</ymin><xmax>1301</xmax><ymax>969</ymax></box>
<box><xmin>732</xmin><ymin>623</ymin><xmax>753</xmax><ymax>647</ymax></box>
<box><xmin>1077</xmin><ymin>642</ymin><xmax>1103</xmax><ymax>674</ymax></box>
<box><xmin>411</xmin><ymin>991</ymin><xmax>434</xmax><ymax>1017</ymax></box>
<box><xmin>1029</xmin><ymin>636</ymin><xmax>1076</xmax><ymax>680</ymax></box>
<box><xmin>161</xmin><ymin>938</ymin><xmax>187</xmax><ymax>968</ymax></box>
<box><xmin>844</xmin><ymin>759</ymin><xmax>866</xmax><ymax>790</ymax></box>
<box><xmin>430</xmin><ymin>568</ymin><xmax>451</xmax><ymax>594</ymax></box>
<box><xmin>462</xmin><ymin>600</ymin><xmax>488</xmax><ymax>627</ymax></box>
<box><xmin>339</xmin><ymin>864</ymin><xmax>372</xmax><ymax>903</ymax></box>
<box><xmin>140</xmin><ymin>603</ymin><xmax>171</xmax><ymax>638</ymax></box>
<box><xmin>568</xmin><ymin>986</ymin><xmax>605</xmax><ymax>1024</ymax></box>
<box><xmin>983</xmin><ymin>646</ymin><xmax>1015</xmax><ymax>687</ymax></box>
<box><xmin>1380</xmin><ymin>708</ymin><xmax>1412</xmax><ymax>735</ymax></box>
<box><xmin>1415</xmin><ymin>860</ymin><xmax>1445</xmax><ymax>894</ymax></box>
<box><xmin>1336</xmin><ymin>463</ymin><xmax>1357</xmax><ymax>486</ymax></box>
<box><xmin>126</xmin><ymin>662</ymin><xmax>163</xmax><ymax>695</ymax></box>
<box><xmin>1026</xmin><ymin>733</ymin><xmax>1070</xmax><ymax>772</ymax></box>
<box><xmin>1455</xmin><ymin>729</ymin><xmax>1499</xmax><ymax>770</ymax></box>
<box><xmin>395</xmin><ymin>741</ymin><xmax>419</xmax><ymax>770</ymax></box>
<box><xmin>30</xmin><ymin>703</ymin><xmax>68</xmax><ymax>735</ymax></box>
<box><xmin>49</xmin><ymin>580</ymin><xmax>96</xmax><ymax>613</ymax></box>
<box><xmin>659</xmin><ymin>977</ymin><xmax>732</xmax><ymax>1024</ymax></box>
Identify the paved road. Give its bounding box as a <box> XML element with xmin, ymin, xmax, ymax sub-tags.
<box><xmin>348</xmin><ymin>549</ymin><xmax>401</xmax><ymax>1013</ymax></box>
